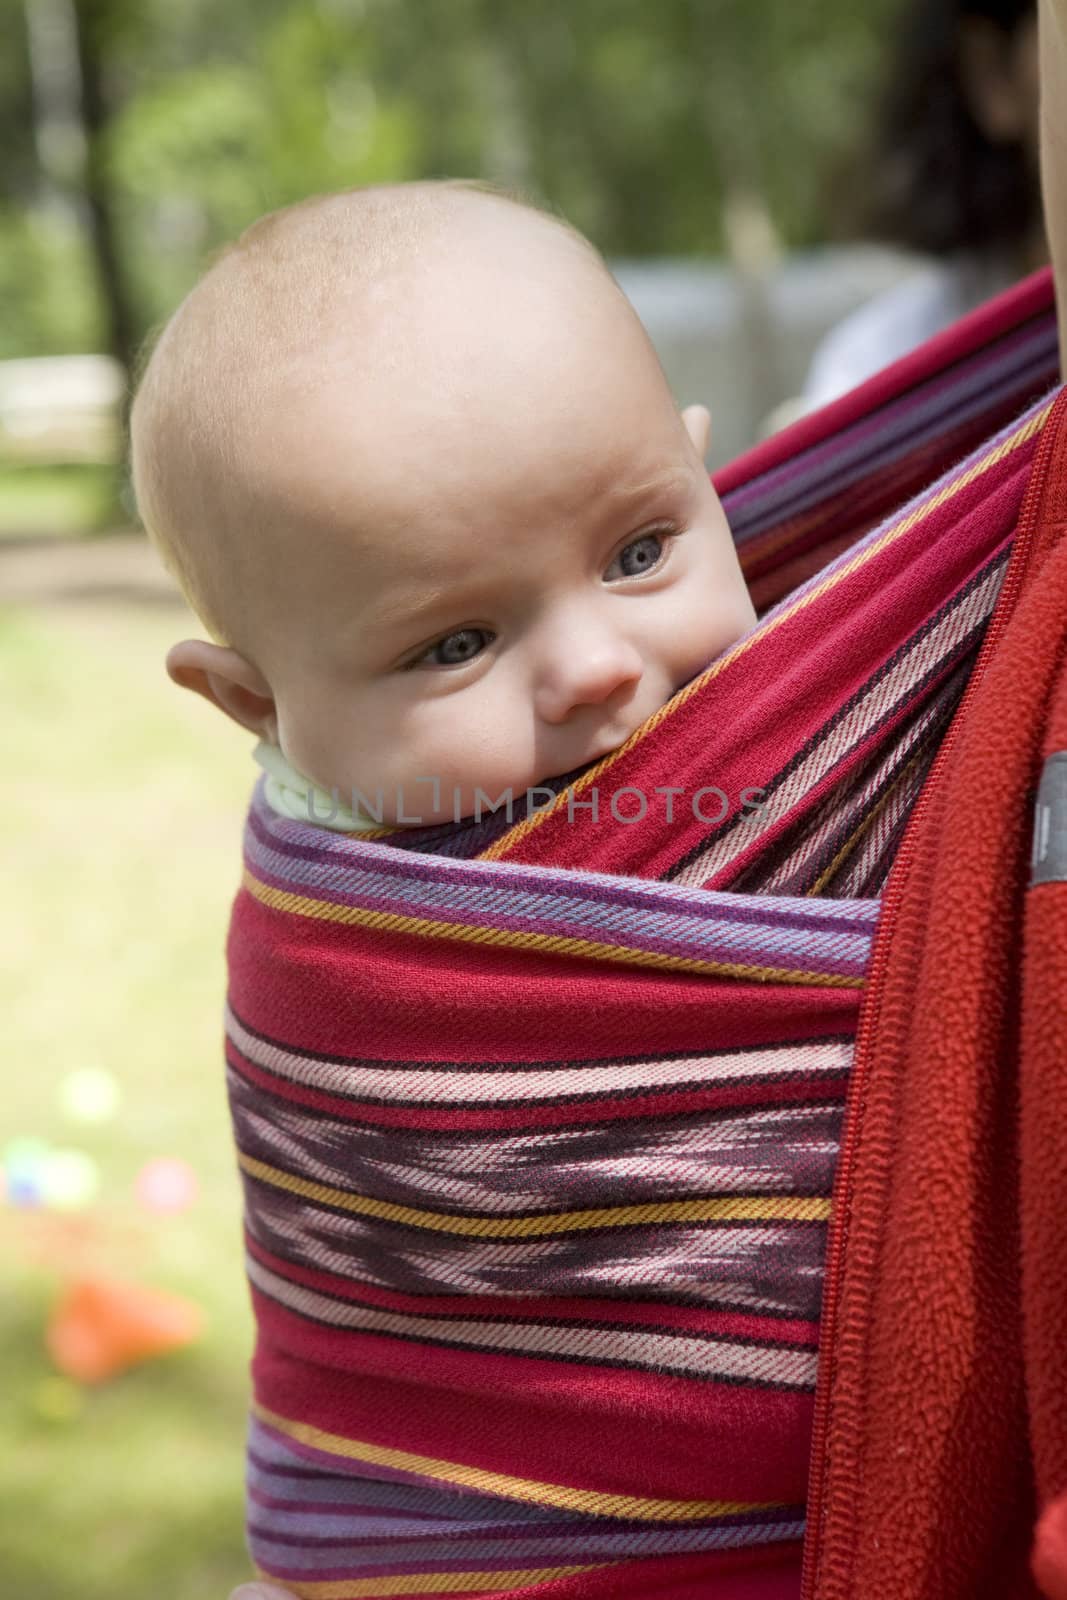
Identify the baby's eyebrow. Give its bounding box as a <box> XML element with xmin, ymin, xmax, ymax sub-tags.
<box><xmin>598</xmin><ymin>464</ymin><xmax>697</xmax><ymax>518</ymax></box>
<box><xmin>606</xmin><ymin>467</ymin><xmax>693</xmax><ymax>507</ymax></box>
<box><xmin>340</xmin><ymin>600</ymin><xmax>452</xmax><ymax>672</ymax></box>
<box><xmin>365</xmin><ymin>587</ymin><xmax>458</xmax><ymax>638</ymax></box>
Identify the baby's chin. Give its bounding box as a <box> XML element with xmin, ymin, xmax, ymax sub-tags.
<box><xmin>498</xmin><ymin>697</ymin><xmax>693</xmax><ymax>802</ymax></box>
<box><xmin>375</xmin><ymin>690</ymin><xmax>694</xmax><ymax>827</ymax></box>
<box><xmin>373</xmin><ymin>750</ymin><xmax>625</xmax><ymax>829</ymax></box>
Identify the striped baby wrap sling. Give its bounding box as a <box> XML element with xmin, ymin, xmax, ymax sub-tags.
<box><xmin>226</xmin><ymin>269</ymin><xmax>1067</xmax><ymax>1599</ymax></box>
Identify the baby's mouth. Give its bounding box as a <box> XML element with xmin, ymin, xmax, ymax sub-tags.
<box><xmin>586</xmin><ymin>731</ymin><xmax>634</xmax><ymax>762</ymax></box>
<box><xmin>536</xmin><ymin>694</ymin><xmax>664</xmax><ymax>785</ymax></box>
<box><xmin>565</xmin><ymin>717</ymin><xmax>650</xmax><ymax>773</ymax></box>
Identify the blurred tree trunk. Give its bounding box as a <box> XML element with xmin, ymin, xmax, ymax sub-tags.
<box><xmin>70</xmin><ymin>0</ymin><xmax>137</xmax><ymax>387</ymax></box>
<box><xmin>22</xmin><ymin>0</ymin><xmax>85</xmax><ymax>213</ymax></box>
<box><xmin>478</xmin><ymin>0</ymin><xmax>533</xmax><ymax>193</ymax></box>
<box><xmin>684</xmin><ymin>0</ymin><xmax>783</xmax><ymax>438</ymax></box>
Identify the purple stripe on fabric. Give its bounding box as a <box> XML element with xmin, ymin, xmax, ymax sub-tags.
<box><xmin>740</xmin><ymin>473</ymin><xmax>1017</xmax><ymax>655</ymax></box>
<box><xmin>250</xmin><ymin>1420</ymin><xmax>507</xmax><ymax>1500</ymax></box>
<box><xmin>250</xmin><ymin>1516</ymin><xmax>809</xmax><ymax>1580</ymax></box>
<box><xmin>249</xmin><ymin>1496</ymin><xmax>497</xmax><ymax>1528</ymax></box>
<box><xmin>726</xmin><ymin>374</ymin><xmax>1050</xmax><ymax>561</ymax></box>
<box><xmin>722</xmin><ymin>325</ymin><xmax>1053</xmax><ymax>520</ymax></box>
<box><xmin>725</xmin><ymin>315</ymin><xmax>1053</xmax><ymax>516</ymax></box>
<box><xmin>247</xmin><ymin>1435</ymin><xmax>797</xmax><ymax>1539</ymax></box>
<box><xmin>244</xmin><ymin>833</ymin><xmax>876</xmax><ymax>977</ymax></box>
<box><xmin>248</xmin><ymin>1521</ymin><xmax>803</xmax><ymax>1562</ymax></box>
<box><xmin>246</xmin><ymin>802</ymin><xmax>880</xmax><ymax>939</ymax></box>
<box><xmin>248</xmin><ymin>1442</ymin><xmax>563</xmax><ymax>1530</ymax></box>
<box><xmin>249</xmin><ymin>1512</ymin><xmax>580</xmax><ymax>1544</ymax></box>
<box><xmin>245</xmin><ymin>860</ymin><xmax>871</xmax><ymax>978</ymax></box>
<box><xmin>247</xmin><ymin>1450</ymin><xmax>558</xmax><ymax>1520</ymax></box>
<box><xmin>727</xmin><ymin>363</ymin><xmax>1052</xmax><ymax>542</ymax></box>
<box><xmin>249</xmin><ymin>1490</ymin><xmax>449</xmax><ymax>1522</ymax></box>
<box><xmin>246</xmin><ymin>1425</ymin><xmax>808</xmax><ymax>1578</ymax></box>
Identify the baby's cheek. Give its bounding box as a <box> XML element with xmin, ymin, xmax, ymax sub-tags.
<box><xmin>668</xmin><ymin>597</ymin><xmax>732</xmax><ymax>674</ymax></box>
<box><xmin>380</xmin><ymin>702</ymin><xmax>479</xmax><ymax>787</ymax></box>
<box><xmin>409</xmin><ymin>689</ymin><xmax>536</xmax><ymax>801</ymax></box>
<box><xmin>692</xmin><ymin>562</ymin><xmax>754</xmax><ymax>656</ymax></box>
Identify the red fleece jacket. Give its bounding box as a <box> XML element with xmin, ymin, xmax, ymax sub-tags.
<box><xmin>801</xmin><ymin>388</ymin><xmax>1067</xmax><ymax>1598</ymax></box>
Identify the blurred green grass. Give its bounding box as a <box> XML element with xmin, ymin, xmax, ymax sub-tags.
<box><xmin>0</xmin><ymin>463</ymin><xmax>125</xmax><ymax>539</ymax></box>
<box><xmin>1</xmin><ymin>594</ymin><xmax>259</xmax><ymax>1599</ymax></box>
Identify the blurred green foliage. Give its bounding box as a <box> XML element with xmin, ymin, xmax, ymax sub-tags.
<box><xmin>0</xmin><ymin>0</ymin><xmax>898</xmax><ymax>362</ymax></box>
<box><xmin>1</xmin><ymin>596</ymin><xmax>257</xmax><ymax>1598</ymax></box>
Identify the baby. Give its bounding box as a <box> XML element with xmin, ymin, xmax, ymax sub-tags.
<box><xmin>130</xmin><ymin>179</ymin><xmax>757</xmax><ymax>826</ymax></box>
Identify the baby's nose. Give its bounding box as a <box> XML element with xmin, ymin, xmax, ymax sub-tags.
<box><xmin>534</xmin><ymin>631</ymin><xmax>644</xmax><ymax>725</ymax></box>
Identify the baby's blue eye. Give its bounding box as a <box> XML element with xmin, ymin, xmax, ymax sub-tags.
<box><xmin>607</xmin><ymin>532</ymin><xmax>665</xmax><ymax>581</ymax></box>
<box><xmin>423</xmin><ymin>628</ymin><xmax>492</xmax><ymax>667</ymax></box>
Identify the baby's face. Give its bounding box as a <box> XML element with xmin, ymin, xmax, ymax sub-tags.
<box><xmin>241</xmin><ymin>228</ymin><xmax>756</xmax><ymax>826</ymax></box>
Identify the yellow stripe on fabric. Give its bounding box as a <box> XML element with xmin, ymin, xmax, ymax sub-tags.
<box><xmin>479</xmin><ymin>402</ymin><xmax>1052</xmax><ymax>862</ymax></box>
<box><xmin>254</xmin><ymin>1564</ymin><xmax>610</xmax><ymax>1597</ymax></box>
<box><xmin>252</xmin><ymin>1401</ymin><xmax>786</xmax><ymax>1520</ymax></box>
<box><xmin>242</xmin><ymin>868</ymin><xmax>864</xmax><ymax>989</ymax></box>
<box><xmin>239</xmin><ymin>1151</ymin><xmax>831</xmax><ymax>1234</ymax></box>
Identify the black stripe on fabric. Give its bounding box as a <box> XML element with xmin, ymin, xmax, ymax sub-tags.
<box><xmin>225</xmin><ymin>1049</ymin><xmax>851</xmax><ymax>1126</ymax></box>
<box><xmin>227</xmin><ymin>1001</ymin><xmax>854</xmax><ymax>1083</ymax></box>
<box><xmin>722</xmin><ymin>313</ymin><xmax>1056</xmax><ymax>538</ymax></box>
<box><xmin>230</xmin><ymin>997</ymin><xmax>744</xmax><ymax>1074</ymax></box>
<box><xmin>247</xmin><ymin>1260</ymin><xmax>818</xmax><ymax>1356</ymax></box>
<box><xmin>727</xmin><ymin>364</ymin><xmax>1053</xmax><ymax>550</ymax></box>
<box><xmin>663</xmin><ymin>547</ymin><xmax>1008</xmax><ymax>884</ymax></box>
<box><xmin>244</xmin><ymin>1444</ymin><xmax>799</xmax><ymax>1529</ymax></box>
<box><xmin>247</xmin><ymin>1282</ymin><xmax>819</xmax><ymax>1393</ymax></box>
<box><xmin>224</xmin><ymin>1038</ymin><xmax>852</xmax><ymax>1118</ymax></box>
<box><xmin>730</xmin><ymin>657</ymin><xmax>971</xmax><ymax>897</ymax></box>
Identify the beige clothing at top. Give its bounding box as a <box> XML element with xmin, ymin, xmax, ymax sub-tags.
<box><xmin>253</xmin><ymin>739</ymin><xmax>390</xmax><ymax>834</ymax></box>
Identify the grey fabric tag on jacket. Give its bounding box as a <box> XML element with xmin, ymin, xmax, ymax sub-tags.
<box><xmin>1031</xmin><ymin>751</ymin><xmax>1067</xmax><ymax>885</ymax></box>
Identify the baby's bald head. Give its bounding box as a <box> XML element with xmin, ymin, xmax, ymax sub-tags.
<box><xmin>136</xmin><ymin>179</ymin><xmax>752</xmax><ymax>824</ymax></box>
<box><xmin>129</xmin><ymin>181</ymin><xmax>629</xmax><ymax>654</ymax></box>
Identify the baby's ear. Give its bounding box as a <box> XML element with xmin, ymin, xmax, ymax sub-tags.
<box><xmin>681</xmin><ymin>404</ymin><xmax>712</xmax><ymax>462</ymax></box>
<box><xmin>165</xmin><ymin>639</ymin><xmax>278</xmax><ymax>743</ymax></box>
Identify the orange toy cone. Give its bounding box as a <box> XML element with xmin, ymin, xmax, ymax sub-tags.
<box><xmin>46</xmin><ymin>1275</ymin><xmax>204</xmax><ymax>1383</ymax></box>
<box><xmin>1034</xmin><ymin>1491</ymin><xmax>1067</xmax><ymax>1600</ymax></box>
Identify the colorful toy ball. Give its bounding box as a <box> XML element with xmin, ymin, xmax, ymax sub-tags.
<box><xmin>41</xmin><ymin>1148</ymin><xmax>100</xmax><ymax>1211</ymax></box>
<box><xmin>58</xmin><ymin>1068</ymin><xmax>121</xmax><ymax>1126</ymax></box>
<box><xmin>134</xmin><ymin>1156</ymin><xmax>199</xmax><ymax>1215</ymax></box>
<box><xmin>46</xmin><ymin>1276</ymin><xmax>204</xmax><ymax>1383</ymax></box>
<box><xmin>4</xmin><ymin>1138</ymin><xmax>50</xmax><ymax>1208</ymax></box>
